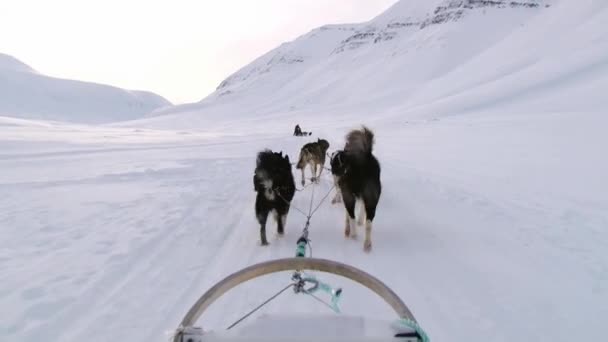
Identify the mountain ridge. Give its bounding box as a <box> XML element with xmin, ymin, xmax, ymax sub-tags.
<box><xmin>0</xmin><ymin>53</ymin><xmax>172</xmax><ymax>124</ymax></box>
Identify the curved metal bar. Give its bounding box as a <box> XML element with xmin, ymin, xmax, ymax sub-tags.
<box><xmin>176</xmin><ymin>257</ymin><xmax>416</xmax><ymax>334</ymax></box>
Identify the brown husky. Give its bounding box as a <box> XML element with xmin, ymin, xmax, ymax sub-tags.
<box><xmin>295</xmin><ymin>138</ymin><xmax>330</xmax><ymax>186</ymax></box>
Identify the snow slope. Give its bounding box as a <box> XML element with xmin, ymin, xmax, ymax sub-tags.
<box><xmin>0</xmin><ymin>53</ymin><xmax>172</xmax><ymax>124</ymax></box>
<box><xmin>134</xmin><ymin>0</ymin><xmax>606</xmax><ymax>130</ymax></box>
<box><xmin>1</xmin><ymin>1</ymin><xmax>608</xmax><ymax>342</ymax></box>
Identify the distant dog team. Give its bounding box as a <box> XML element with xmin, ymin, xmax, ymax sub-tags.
<box><xmin>293</xmin><ymin>124</ymin><xmax>312</xmax><ymax>136</ymax></box>
<box><xmin>253</xmin><ymin>125</ymin><xmax>381</xmax><ymax>252</ymax></box>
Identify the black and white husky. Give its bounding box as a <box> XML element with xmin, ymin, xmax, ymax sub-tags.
<box><xmin>330</xmin><ymin>126</ymin><xmax>381</xmax><ymax>252</ymax></box>
<box><xmin>253</xmin><ymin>149</ymin><xmax>296</xmax><ymax>246</ymax></box>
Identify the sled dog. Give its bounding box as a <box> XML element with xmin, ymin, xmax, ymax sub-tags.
<box><xmin>295</xmin><ymin>138</ymin><xmax>330</xmax><ymax>186</ymax></box>
<box><xmin>253</xmin><ymin>149</ymin><xmax>296</xmax><ymax>246</ymax></box>
<box><xmin>330</xmin><ymin>126</ymin><xmax>381</xmax><ymax>252</ymax></box>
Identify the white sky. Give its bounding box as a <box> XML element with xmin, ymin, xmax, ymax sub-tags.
<box><xmin>0</xmin><ymin>0</ymin><xmax>398</xmax><ymax>104</ymax></box>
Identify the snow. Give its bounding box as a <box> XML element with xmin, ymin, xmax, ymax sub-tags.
<box><xmin>1</xmin><ymin>0</ymin><xmax>608</xmax><ymax>342</ymax></box>
<box><xmin>0</xmin><ymin>53</ymin><xmax>172</xmax><ymax>124</ymax></box>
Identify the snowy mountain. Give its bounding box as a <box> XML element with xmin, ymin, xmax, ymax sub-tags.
<box><xmin>0</xmin><ymin>53</ymin><xmax>172</xmax><ymax>124</ymax></box>
<box><xmin>2</xmin><ymin>1</ymin><xmax>608</xmax><ymax>342</ymax></box>
<box><xmin>138</xmin><ymin>0</ymin><xmax>608</xmax><ymax>130</ymax></box>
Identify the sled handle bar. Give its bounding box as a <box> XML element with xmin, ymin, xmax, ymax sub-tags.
<box><xmin>174</xmin><ymin>257</ymin><xmax>417</xmax><ymax>337</ymax></box>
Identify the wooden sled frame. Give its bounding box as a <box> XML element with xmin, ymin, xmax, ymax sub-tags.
<box><xmin>173</xmin><ymin>257</ymin><xmax>418</xmax><ymax>341</ymax></box>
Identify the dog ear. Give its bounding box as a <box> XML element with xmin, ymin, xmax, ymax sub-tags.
<box><xmin>284</xmin><ymin>154</ymin><xmax>290</xmax><ymax>163</ymax></box>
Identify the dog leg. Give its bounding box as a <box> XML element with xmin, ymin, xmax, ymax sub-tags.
<box><xmin>316</xmin><ymin>162</ymin><xmax>323</xmax><ymax>183</ymax></box>
<box><xmin>362</xmin><ymin>191</ymin><xmax>379</xmax><ymax>252</ymax></box>
<box><xmin>310</xmin><ymin>163</ymin><xmax>317</xmax><ymax>183</ymax></box>
<box><xmin>331</xmin><ymin>175</ymin><xmax>342</xmax><ymax>204</ymax></box>
<box><xmin>277</xmin><ymin>211</ymin><xmax>287</xmax><ymax>236</ymax></box>
<box><xmin>255</xmin><ymin>195</ymin><xmax>271</xmax><ymax>246</ymax></box>
<box><xmin>357</xmin><ymin>200</ymin><xmax>366</xmax><ymax>226</ymax></box>
<box><xmin>344</xmin><ymin>211</ymin><xmax>351</xmax><ymax>237</ymax></box>
<box><xmin>347</xmin><ymin>215</ymin><xmax>357</xmax><ymax>239</ymax></box>
<box><xmin>342</xmin><ymin>191</ymin><xmax>357</xmax><ymax>239</ymax></box>
<box><xmin>364</xmin><ymin>220</ymin><xmax>372</xmax><ymax>252</ymax></box>
<box><xmin>272</xmin><ymin>210</ymin><xmax>280</xmax><ymax>235</ymax></box>
<box><xmin>300</xmin><ymin>167</ymin><xmax>306</xmax><ymax>187</ymax></box>
<box><xmin>257</xmin><ymin>211</ymin><xmax>270</xmax><ymax>246</ymax></box>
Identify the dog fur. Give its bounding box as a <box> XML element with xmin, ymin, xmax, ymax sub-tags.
<box><xmin>330</xmin><ymin>126</ymin><xmax>381</xmax><ymax>252</ymax></box>
<box><xmin>296</xmin><ymin>138</ymin><xmax>330</xmax><ymax>186</ymax></box>
<box><xmin>253</xmin><ymin>149</ymin><xmax>296</xmax><ymax>246</ymax></box>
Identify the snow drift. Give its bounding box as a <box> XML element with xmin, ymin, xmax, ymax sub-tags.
<box><xmin>0</xmin><ymin>53</ymin><xmax>171</xmax><ymax>124</ymax></box>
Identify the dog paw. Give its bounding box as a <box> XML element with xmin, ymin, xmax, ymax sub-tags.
<box><xmin>363</xmin><ymin>240</ymin><xmax>372</xmax><ymax>252</ymax></box>
<box><xmin>261</xmin><ymin>240</ymin><xmax>269</xmax><ymax>246</ymax></box>
<box><xmin>344</xmin><ymin>227</ymin><xmax>350</xmax><ymax>238</ymax></box>
<box><xmin>301</xmin><ymin>180</ymin><xmax>306</xmax><ymax>186</ymax></box>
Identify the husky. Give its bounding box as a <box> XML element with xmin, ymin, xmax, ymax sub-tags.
<box><xmin>295</xmin><ymin>138</ymin><xmax>330</xmax><ymax>186</ymax></box>
<box><xmin>253</xmin><ymin>149</ymin><xmax>296</xmax><ymax>246</ymax></box>
<box><xmin>330</xmin><ymin>126</ymin><xmax>381</xmax><ymax>252</ymax></box>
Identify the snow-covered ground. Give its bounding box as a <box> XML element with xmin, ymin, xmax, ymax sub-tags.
<box><xmin>1</xmin><ymin>0</ymin><xmax>607</xmax><ymax>341</ymax></box>
<box><xmin>2</xmin><ymin>108</ymin><xmax>606</xmax><ymax>342</ymax></box>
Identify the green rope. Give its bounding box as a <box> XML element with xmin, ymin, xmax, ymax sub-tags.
<box><xmin>395</xmin><ymin>318</ymin><xmax>430</xmax><ymax>342</ymax></box>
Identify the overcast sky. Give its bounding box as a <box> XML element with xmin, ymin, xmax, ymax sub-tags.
<box><xmin>0</xmin><ymin>0</ymin><xmax>398</xmax><ymax>104</ymax></box>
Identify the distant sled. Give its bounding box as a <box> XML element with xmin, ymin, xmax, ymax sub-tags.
<box><xmin>294</xmin><ymin>124</ymin><xmax>313</xmax><ymax>136</ymax></box>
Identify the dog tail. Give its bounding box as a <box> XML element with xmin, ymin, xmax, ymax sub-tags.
<box><xmin>345</xmin><ymin>126</ymin><xmax>375</xmax><ymax>156</ymax></box>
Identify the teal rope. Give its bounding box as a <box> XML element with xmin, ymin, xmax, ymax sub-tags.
<box><xmin>395</xmin><ymin>318</ymin><xmax>430</xmax><ymax>342</ymax></box>
<box><xmin>301</xmin><ymin>275</ymin><xmax>342</xmax><ymax>314</ymax></box>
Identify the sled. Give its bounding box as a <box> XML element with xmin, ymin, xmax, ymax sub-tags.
<box><xmin>171</xmin><ymin>256</ymin><xmax>429</xmax><ymax>342</ymax></box>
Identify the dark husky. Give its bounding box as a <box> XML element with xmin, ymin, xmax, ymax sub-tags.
<box><xmin>330</xmin><ymin>126</ymin><xmax>381</xmax><ymax>252</ymax></box>
<box><xmin>295</xmin><ymin>138</ymin><xmax>330</xmax><ymax>186</ymax></box>
<box><xmin>253</xmin><ymin>150</ymin><xmax>296</xmax><ymax>246</ymax></box>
